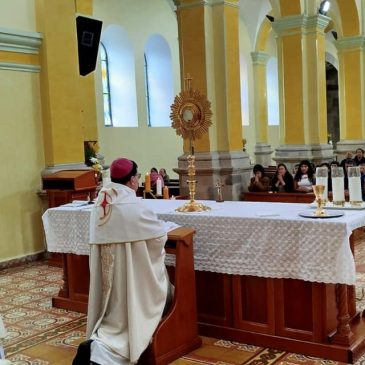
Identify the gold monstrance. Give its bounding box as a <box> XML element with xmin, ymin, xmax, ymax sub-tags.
<box><xmin>170</xmin><ymin>75</ymin><xmax>213</xmax><ymax>212</ymax></box>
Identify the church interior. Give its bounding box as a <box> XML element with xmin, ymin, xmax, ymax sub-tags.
<box><xmin>2</xmin><ymin>0</ymin><xmax>365</xmax><ymax>363</ymax></box>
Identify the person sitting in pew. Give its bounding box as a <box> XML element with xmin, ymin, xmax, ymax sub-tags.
<box><xmin>159</xmin><ymin>168</ymin><xmax>170</xmax><ymax>185</ymax></box>
<box><xmin>150</xmin><ymin>167</ymin><xmax>165</xmax><ymax>191</ymax></box>
<box><xmin>353</xmin><ymin>148</ymin><xmax>365</xmax><ymax>166</ymax></box>
<box><xmin>294</xmin><ymin>160</ymin><xmax>315</xmax><ymax>193</ymax></box>
<box><xmin>73</xmin><ymin>157</ymin><xmax>172</xmax><ymax>365</ymax></box>
<box><xmin>248</xmin><ymin>164</ymin><xmax>270</xmax><ymax>192</ymax></box>
<box><xmin>270</xmin><ymin>163</ymin><xmax>294</xmax><ymax>193</ymax></box>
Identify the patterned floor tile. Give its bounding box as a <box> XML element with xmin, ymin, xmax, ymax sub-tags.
<box><xmin>278</xmin><ymin>353</ymin><xmax>343</xmax><ymax>365</ymax></box>
<box><xmin>2</xmin><ymin>325</ymin><xmax>39</xmax><ymax>347</ymax></box>
<box><xmin>2</xmin><ymin>307</ymin><xmax>43</xmax><ymax>324</ymax></box>
<box><xmin>2</xmin><ymin>293</ymin><xmax>46</xmax><ymax>306</ymax></box>
<box><xmin>45</xmin><ymin>330</ymin><xmax>84</xmax><ymax>348</ymax></box>
<box><xmin>6</xmin><ymin>353</ymin><xmax>50</xmax><ymax>364</ymax></box>
<box><xmin>2</xmin><ymin>253</ymin><xmax>365</xmax><ymax>365</ymax></box>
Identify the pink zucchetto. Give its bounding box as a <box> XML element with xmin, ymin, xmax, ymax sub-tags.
<box><xmin>110</xmin><ymin>158</ymin><xmax>133</xmax><ymax>179</ymax></box>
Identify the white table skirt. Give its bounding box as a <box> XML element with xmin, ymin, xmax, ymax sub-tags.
<box><xmin>42</xmin><ymin>199</ymin><xmax>365</xmax><ymax>285</ymax></box>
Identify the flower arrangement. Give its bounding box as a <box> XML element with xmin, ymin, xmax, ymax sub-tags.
<box><xmin>84</xmin><ymin>141</ymin><xmax>103</xmax><ymax>177</ymax></box>
<box><xmin>90</xmin><ymin>157</ymin><xmax>103</xmax><ymax>172</ymax></box>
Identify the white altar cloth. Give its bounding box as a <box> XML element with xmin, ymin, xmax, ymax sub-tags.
<box><xmin>42</xmin><ymin>200</ymin><xmax>365</xmax><ymax>285</ymax></box>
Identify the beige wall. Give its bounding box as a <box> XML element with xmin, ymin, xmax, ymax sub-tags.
<box><xmin>93</xmin><ymin>0</ymin><xmax>182</xmax><ymax>178</ymax></box>
<box><xmin>0</xmin><ymin>0</ymin><xmax>36</xmax><ymax>31</ymax></box>
<box><xmin>0</xmin><ymin>70</ymin><xmax>45</xmax><ymax>261</ymax></box>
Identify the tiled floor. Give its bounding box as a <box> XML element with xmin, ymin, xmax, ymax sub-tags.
<box><xmin>1</xmin><ymin>239</ymin><xmax>365</xmax><ymax>365</ymax></box>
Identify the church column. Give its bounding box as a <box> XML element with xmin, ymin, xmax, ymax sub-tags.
<box><xmin>335</xmin><ymin>36</ymin><xmax>365</xmax><ymax>159</ymax></box>
<box><xmin>174</xmin><ymin>0</ymin><xmax>251</xmax><ymax>201</ymax></box>
<box><xmin>271</xmin><ymin>14</ymin><xmax>333</xmax><ymax>170</ymax></box>
<box><xmin>251</xmin><ymin>51</ymin><xmax>273</xmax><ymax>167</ymax></box>
<box><xmin>35</xmin><ymin>0</ymin><xmax>98</xmax><ymax>174</ymax></box>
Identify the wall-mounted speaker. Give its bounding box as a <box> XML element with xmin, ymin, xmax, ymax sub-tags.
<box><xmin>76</xmin><ymin>16</ymin><xmax>103</xmax><ymax>76</ymax></box>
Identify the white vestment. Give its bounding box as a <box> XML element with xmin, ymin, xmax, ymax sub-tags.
<box><xmin>87</xmin><ymin>182</ymin><xmax>168</xmax><ymax>364</ymax></box>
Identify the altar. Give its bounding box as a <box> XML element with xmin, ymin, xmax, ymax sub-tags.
<box><xmin>42</xmin><ymin>200</ymin><xmax>365</xmax><ymax>363</ymax></box>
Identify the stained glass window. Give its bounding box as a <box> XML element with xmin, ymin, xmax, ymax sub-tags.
<box><xmin>100</xmin><ymin>43</ymin><xmax>112</xmax><ymax>126</ymax></box>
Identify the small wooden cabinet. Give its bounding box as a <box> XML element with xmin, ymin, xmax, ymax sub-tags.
<box><xmin>42</xmin><ymin>170</ymin><xmax>97</xmax><ymax>208</ymax></box>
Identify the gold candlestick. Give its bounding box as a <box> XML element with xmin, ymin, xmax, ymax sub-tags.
<box><xmin>215</xmin><ymin>180</ymin><xmax>224</xmax><ymax>202</ymax></box>
<box><xmin>176</xmin><ymin>154</ymin><xmax>211</xmax><ymax>212</ymax></box>
<box><xmin>313</xmin><ymin>185</ymin><xmax>326</xmax><ymax>217</ymax></box>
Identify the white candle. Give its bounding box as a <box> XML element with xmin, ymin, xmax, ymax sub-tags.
<box><xmin>156</xmin><ymin>177</ymin><xmax>162</xmax><ymax>196</ymax></box>
<box><xmin>315</xmin><ymin>177</ymin><xmax>328</xmax><ymax>201</ymax></box>
<box><xmin>332</xmin><ymin>177</ymin><xmax>345</xmax><ymax>202</ymax></box>
<box><xmin>349</xmin><ymin>176</ymin><xmax>362</xmax><ymax>202</ymax></box>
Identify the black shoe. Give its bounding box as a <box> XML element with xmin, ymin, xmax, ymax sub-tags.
<box><xmin>72</xmin><ymin>339</ymin><xmax>93</xmax><ymax>365</ymax></box>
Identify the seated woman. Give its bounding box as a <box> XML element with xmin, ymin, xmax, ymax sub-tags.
<box><xmin>353</xmin><ymin>148</ymin><xmax>365</xmax><ymax>166</ymax></box>
<box><xmin>270</xmin><ymin>164</ymin><xmax>294</xmax><ymax>192</ymax></box>
<box><xmin>159</xmin><ymin>168</ymin><xmax>170</xmax><ymax>185</ymax></box>
<box><xmin>248</xmin><ymin>164</ymin><xmax>270</xmax><ymax>192</ymax></box>
<box><xmin>294</xmin><ymin>160</ymin><xmax>315</xmax><ymax>193</ymax></box>
<box><xmin>150</xmin><ymin>167</ymin><xmax>164</xmax><ymax>192</ymax></box>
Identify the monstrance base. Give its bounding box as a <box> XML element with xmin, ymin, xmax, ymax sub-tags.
<box><xmin>176</xmin><ymin>199</ymin><xmax>211</xmax><ymax>213</ymax></box>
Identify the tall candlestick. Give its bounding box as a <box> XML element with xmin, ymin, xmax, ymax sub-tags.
<box><xmin>332</xmin><ymin>177</ymin><xmax>345</xmax><ymax>204</ymax></box>
<box><xmin>163</xmin><ymin>186</ymin><xmax>169</xmax><ymax>199</ymax></box>
<box><xmin>144</xmin><ymin>172</ymin><xmax>151</xmax><ymax>192</ymax></box>
<box><xmin>156</xmin><ymin>177</ymin><xmax>162</xmax><ymax>196</ymax></box>
<box><xmin>349</xmin><ymin>176</ymin><xmax>362</xmax><ymax>203</ymax></box>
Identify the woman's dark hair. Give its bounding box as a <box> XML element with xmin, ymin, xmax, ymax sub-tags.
<box><xmin>294</xmin><ymin>160</ymin><xmax>314</xmax><ymax>182</ymax></box>
<box><xmin>319</xmin><ymin>162</ymin><xmax>330</xmax><ymax>170</ymax></box>
<box><xmin>275</xmin><ymin>163</ymin><xmax>288</xmax><ymax>175</ymax></box>
<box><xmin>356</xmin><ymin>148</ymin><xmax>364</xmax><ymax>154</ymax></box>
<box><xmin>111</xmin><ymin>161</ymin><xmax>138</xmax><ymax>185</ymax></box>
<box><xmin>150</xmin><ymin>167</ymin><xmax>158</xmax><ymax>173</ymax></box>
<box><xmin>253</xmin><ymin>164</ymin><xmax>265</xmax><ymax>176</ymax></box>
<box><xmin>318</xmin><ymin>162</ymin><xmax>330</xmax><ymax>175</ymax></box>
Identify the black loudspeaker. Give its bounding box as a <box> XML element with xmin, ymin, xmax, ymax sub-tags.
<box><xmin>76</xmin><ymin>16</ymin><xmax>103</xmax><ymax>76</ymax></box>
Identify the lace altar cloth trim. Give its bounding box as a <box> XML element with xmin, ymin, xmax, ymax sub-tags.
<box><xmin>42</xmin><ymin>201</ymin><xmax>365</xmax><ymax>285</ymax></box>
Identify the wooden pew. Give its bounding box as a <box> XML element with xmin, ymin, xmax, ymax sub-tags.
<box><xmin>242</xmin><ymin>191</ymin><xmax>315</xmax><ymax>203</ymax></box>
<box><xmin>138</xmin><ymin>227</ymin><xmax>202</xmax><ymax>364</ymax></box>
<box><xmin>263</xmin><ymin>165</ymin><xmax>277</xmax><ymax>180</ymax></box>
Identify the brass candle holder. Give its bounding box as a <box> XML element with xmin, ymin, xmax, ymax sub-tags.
<box><xmin>176</xmin><ymin>154</ymin><xmax>211</xmax><ymax>212</ymax></box>
<box><xmin>313</xmin><ymin>185</ymin><xmax>326</xmax><ymax>217</ymax></box>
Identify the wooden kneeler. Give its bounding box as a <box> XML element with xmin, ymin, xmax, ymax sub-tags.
<box><xmin>138</xmin><ymin>227</ymin><xmax>202</xmax><ymax>365</ymax></box>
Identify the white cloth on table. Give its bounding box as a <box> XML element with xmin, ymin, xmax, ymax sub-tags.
<box><xmin>42</xmin><ymin>200</ymin><xmax>365</xmax><ymax>285</ymax></box>
<box><xmin>86</xmin><ymin>182</ymin><xmax>168</xmax><ymax>364</ymax></box>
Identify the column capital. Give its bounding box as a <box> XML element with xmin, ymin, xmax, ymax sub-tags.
<box><xmin>272</xmin><ymin>14</ymin><xmax>330</xmax><ymax>36</ymax></box>
<box><xmin>251</xmin><ymin>52</ymin><xmax>270</xmax><ymax>65</ymax></box>
<box><xmin>335</xmin><ymin>36</ymin><xmax>365</xmax><ymax>51</ymax></box>
<box><xmin>173</xmin><ymin>0</ymin><xmax>239</xmax><ymax>9</ymax></box>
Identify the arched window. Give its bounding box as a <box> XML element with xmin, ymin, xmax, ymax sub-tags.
<box><xmin>266</xmin><ymin>57</ymin><xmax>279</xmax><ymax>126</ymax></box>
<box><xmin>144</xmin><ymin>34</ymin><xmax>174</xmax><ymax>127</ymax></box>
<box><xmin>100</xmin><ymin>43</ymin><xmax>112</xmax><ymax>126</ymax></box>
<box><xmin>101</xmin><ymin>25</ymin><xmax>138</xmax><ymax>127</ymax></box>
<box><xmin>240</xmin><ymin>54</ymin><xmax>250</xmax><ymax>126</ymax></box>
